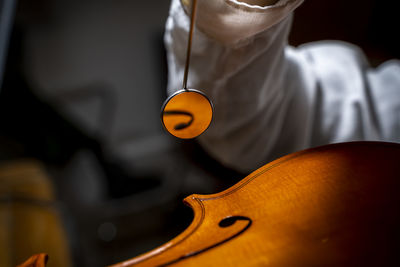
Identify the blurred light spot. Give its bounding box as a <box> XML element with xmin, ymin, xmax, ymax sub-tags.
<box><xmin>98</xmin><ymin>222</ymin><xmax>117</xmax><ymax>242</ymax></box>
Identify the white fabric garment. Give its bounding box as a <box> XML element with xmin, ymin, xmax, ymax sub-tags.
<box><xmin>165</xmin><ymin>0</ymin><xmax>400</xmax><ymax>173</ymax></box>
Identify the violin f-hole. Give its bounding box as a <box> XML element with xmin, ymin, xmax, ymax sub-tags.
<box><xmin>219</xmin><ymin>216</ymin><xmax>252</xmax><ymax>229</ymax></box>
<box><xmin>162</xmin><ymin>110</ymin><xmax>194</xmax><ymax>130</ymax></box>
<box><xmin>159</xmin><ymin>216</ymin><xmax>252</xmax><ymax>266</ymax></box>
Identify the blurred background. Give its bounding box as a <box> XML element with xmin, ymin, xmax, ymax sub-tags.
<box><xmin>0</xmin><ymin>0</ymin><xmax>398</xmax><ymax>266</ymax></box>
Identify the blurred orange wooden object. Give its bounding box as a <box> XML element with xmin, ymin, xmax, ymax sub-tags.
<box><xmin>16</xmin><ymin>254</ymin><xmax>48</xmax><ymax>267</ymax></box>
<box><xmin>0</xmin><ymin>160</ymin><xmax>71</xmax><ymax>267</ymax></box>
<box><xmin>110</xmin><ymin>142</ymin><xmax>400</xmax><ymax>266</ymax></box>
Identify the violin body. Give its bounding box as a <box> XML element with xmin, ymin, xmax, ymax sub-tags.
<box><xmin>112</xmin><ymin>141</ymin><xmax>400</xmax><ymax>266</ymax></box>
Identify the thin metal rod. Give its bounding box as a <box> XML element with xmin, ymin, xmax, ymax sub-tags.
<box><xmin>182</xmin><ymin>0</ymin><xmax>198</xmax><ymax>90</ymax></box>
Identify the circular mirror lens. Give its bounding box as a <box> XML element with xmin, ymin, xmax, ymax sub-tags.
<box><xmin>161</xmin><ymin>90</ymin><xmax>213</xmax><ymax>139</ymax></box>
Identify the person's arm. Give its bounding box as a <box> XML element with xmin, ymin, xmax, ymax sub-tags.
<box><xmin>165</xmin><ymin>0</ymin><xmax>305</xmax><ymax>172</ymax></box>
<box><xmin>165</xmin><ymin>0</ymin><xmax>400</xmax><ymax>174</ymax></box>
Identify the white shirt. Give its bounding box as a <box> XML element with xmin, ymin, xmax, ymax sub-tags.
<box><xmin>165</xmin><ymin>0</ymin><xmax>400</xmax><ymax>173</ymax></box>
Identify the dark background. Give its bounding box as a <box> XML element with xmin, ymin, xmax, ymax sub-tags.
<box><xmin>0</xmin><ymin>0</ymin><xmax>398</xmax><ymax>266</ymax></box>
<box><xmin>290</xmin><ymin>0</ymin><xmax>399</xmax><ymax>66</ymax></box>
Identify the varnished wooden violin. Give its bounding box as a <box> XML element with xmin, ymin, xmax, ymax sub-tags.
<box><xmin>108</xmin><ymin>141</ymin><xmax>400</xmax><ymax>266</ymax></box>
<box><xmin>21</xmin><ymin>141</ymin><xmax>400</xmax><ymax>266</ymax></box>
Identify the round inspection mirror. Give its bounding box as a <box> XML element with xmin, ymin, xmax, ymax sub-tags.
<box><xmin>161</xmin><ymin>89</ymin><xmax>213</xmax><ymax>139</ymax></box>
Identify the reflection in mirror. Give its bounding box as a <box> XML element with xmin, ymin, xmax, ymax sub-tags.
<box><xmin>161</xmin><ymin>89</ymin><xmax>213</xmax><ymax>139</ymax></box>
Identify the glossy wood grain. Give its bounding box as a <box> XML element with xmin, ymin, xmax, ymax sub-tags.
<box><xmin>111</xmin><ymin>142</ymin><xmax>400</xmax><ymax>266</ymax></box>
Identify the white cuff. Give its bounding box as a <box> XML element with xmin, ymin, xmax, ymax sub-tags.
<box><xmin>180</xmin><ymin>0</ymin><xmax>303</xmax><ymax>45</ymax></box>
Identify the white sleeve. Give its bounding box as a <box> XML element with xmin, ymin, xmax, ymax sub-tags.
<box><xmin>164</xmin><ymin>0</ymin><xmax>400</xmax><ymax>173</ymax></box>
<box><xmin>164</xmin><ymin>0</ymin><xmax>304</xmax><ymax>173</ymax></box>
